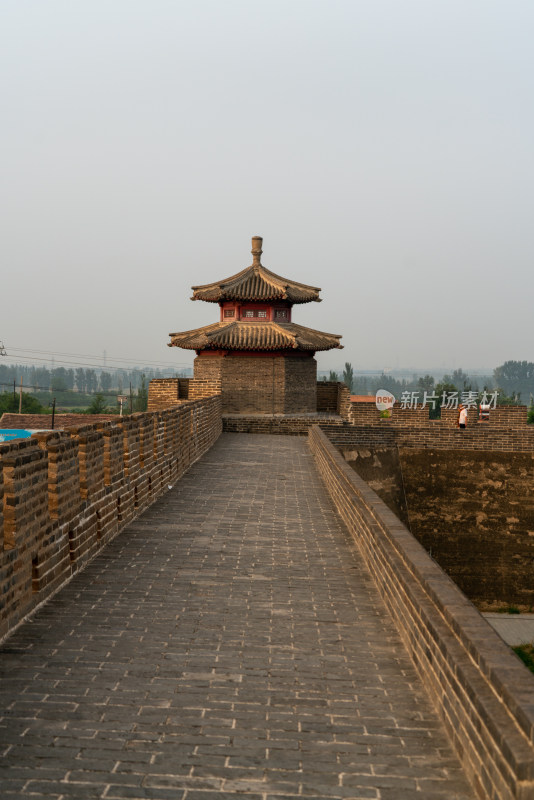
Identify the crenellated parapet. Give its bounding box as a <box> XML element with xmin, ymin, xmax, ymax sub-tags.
<box><xmin>0</xmin><ymin>396</ymin><xmax>222</xmax><ymax>639</ymax></box>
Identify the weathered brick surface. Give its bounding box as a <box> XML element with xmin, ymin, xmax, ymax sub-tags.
<box><xmin>481</xmin><ymin>405</ymin><xmax>528</xmax><ymax>427</ymax></box>
<box><xmin>309</xmin><ymin>425</ymin><xmax>534</xmax><ymax>800</ymax></box>
<box><xmin>147</xmin><ymin>378</ymin><xmax>191</xmax><ymax>411</ymax></box>
<box><xmin>189</xmin><ymin>354</ymin><xmax>224</xmax><ymax>402</ymax></box>
<box><xmin>440</xmin><ymin>405</ymin><xmax>527</xmax><ymax>428</ymax></box>
<box><xmin>283</xmin><ymin>356</ymin><xmax>317</xmax><ymax>412</ymax></box>
<box><xmin>69</xmin><ymin>424</ymin><xmax>106</xmax><ymax>500</ymax></box>
<box><xmin>33</xmin><ymin>432</ymin><xmax>81</xmax><ymax>522</ymax></box>
<box><xmin>152</xmin><ymin>378</ymin><xmax>351</xmax><ymax>419</ymax></box>
<box><xmin>399</xmin><ymin>448</ymin><xmax>534</xmax><ymax>605</ymax></box>
<box><xmin>351</xmin><ymin>402</ymin><xmax>530</xmax><ymax>429</ymax></box>
<box><xmin>0</xmin><ymin>433</ymin><xmax>474</xmax><ymax>800</ymax></box>
<box><xmin>118</xmin><ymin>415</ymin><xmax>143</xmax><ymax>479</ymax></box>
<box><xmin>97</xmin><ymin>420</ymin><xmax>124</xmax><ymax>486</ymax></box>
<box><xmin>0</xmin><ymin>413</ymin><xmax>115</xmax><ymax>429</ymax></box>
<box><xmin>0</xmin><ymin>397</ymin><xmax>222</xmax><ymax>639</ymax></box>
<box><xmin>188</xmin><ymin>353</ymin><xmax>318</xmax><ymax>414</ymax></box>
<box><xmin>223</xmin><ymin>413</ymin><xmax>345</xmax><ymax>435</ymax></box>
<box><xmin>0</xmin><ymin>440</ymin><xmax>52</xmax><ymax>630</ymax></box>
<box><xmin>317</xmin><ymin>380</ymin><xmax>339</xmax><ymax>411</ymax></box>
<box><xmin>339</xmin><ymin>444</ymin><xmax>534</xmax><ymax>606</ymax></box>
<box><xmin>321</xmin><ymin>420</ymin><xmax>534</xmax><ymax>452</ymax></box>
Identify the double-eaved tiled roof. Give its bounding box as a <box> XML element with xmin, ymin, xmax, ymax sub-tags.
<box><xmin>169</xmin><ymin>321</ymin><xmax>343</xmax><ymax>352</ymax></box>
<box><xmin>191</xmin><ymin>236</ymin><xmax>321</xmax><ymax>304</ymax></box>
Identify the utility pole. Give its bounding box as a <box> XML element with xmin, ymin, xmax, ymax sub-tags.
<box><xmin>18</xmin><ymin>377</ymin><xmax>23</xmax><ymax>413</ymax></box>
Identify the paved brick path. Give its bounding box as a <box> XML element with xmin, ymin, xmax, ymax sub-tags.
<box><xmin>0</xmin><ymin>434</ymin><xmax>474</xmax><ymax>799</ymax></box>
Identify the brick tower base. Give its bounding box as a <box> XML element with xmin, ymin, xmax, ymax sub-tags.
<box><xmin>194</xmin><ymin>353</ymin><xmax>317</xmax><ymax>414</ymax></box>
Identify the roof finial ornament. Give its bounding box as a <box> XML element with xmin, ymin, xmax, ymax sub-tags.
<box><xmin>251</xmin><ymin>235</ymin><xmax>263</xmax><ymax>267</ymax></box>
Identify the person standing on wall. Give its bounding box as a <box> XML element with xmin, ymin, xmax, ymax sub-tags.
<box><xmin>458</xmin><ymin>404</ymin><xmax>468</xmax><ymax>429</ymax></box>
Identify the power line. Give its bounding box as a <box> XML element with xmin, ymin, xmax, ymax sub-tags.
<box><xmin>3</xmin><ymin>345</ymin><xmax>189</xmax><ymax>369</ymax></box>
<box><xmin>0</xmin><ymin>353</ymin><xmax>188</xmax><ymax>374</ymax></box>
<box><xmin>0</xmin><ymin>381</ymin><xmax>138</xmax><ymax>399</ymax></box>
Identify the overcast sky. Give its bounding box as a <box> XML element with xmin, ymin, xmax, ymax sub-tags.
<box><xmin>2</xmin><ymin>0</ymin><xmax>533</xmax><ymax>376</ymax></box>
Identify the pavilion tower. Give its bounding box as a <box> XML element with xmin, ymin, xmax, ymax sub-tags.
<box><xmin>169</xmin><ymin>236</ymin><xmax>343</xmax><ymax>414</ymax></box>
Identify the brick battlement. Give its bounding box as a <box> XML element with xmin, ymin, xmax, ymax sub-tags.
<box><xmin>320</xmin><ymin>419</ymin><xmax>534</xmax><ymax>452</ymax></box>
<box><xmin>350</xmin><ymin>400</ymin><xmax>530</xmax><ymax>429</ymax></box>
<box><xmin>0</xmin><ymin>397</ymin><xmax>222</xmax><ymax>639</ymax></box>
<box><xmin>0</xmin><ymin>413</ymin><xmax>116</xmax><ymax>429</ymax></box>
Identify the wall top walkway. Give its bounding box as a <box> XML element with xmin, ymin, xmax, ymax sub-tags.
<box><xmin>0</xmin><ymin>433</ymin><xmax>474</xmax><ymax>800</ymax></box>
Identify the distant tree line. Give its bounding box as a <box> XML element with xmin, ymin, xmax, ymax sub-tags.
<box><xmin>325</xmin><ymin>360</ymin><xmax>534</xmax><ymax>412</ymax></box>
<box><xmin>0</xmin><ymin>364</ymin><xmax>187</xmax><ymax>395</ymax></box>
<box><xmin>493</xmin><ymin>361</ymin><xmax>534</xmax><ymax>405</ymax></box>
<box><xmin>0</xmin><ymin>370</ymin><xmax>151</xmax><ymax>416</ymax></box>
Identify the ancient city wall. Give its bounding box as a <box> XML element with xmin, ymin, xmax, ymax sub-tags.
<box><xmin>0</xmin><ymin>396</ymin><xmax>222</xmax><ymax>639</ymax></box>
<box><xmin>321</xmin><ymin>416</ymin><xmax>534</xmax><ymax>451</ymax></box>
<box><xmin>309</xmin><ymin>425</ymin><xmax>534</xmax><ymax>800</ymax></box>
<box><xmin>149</xmin><ymin>376</ymin><xmax>348</xmax><ymax>419</ymax></box>
<box><xmin>349</xmin><ymin>400</ymin><xmax>529</xmax><ymax>428</ymax></box>
<box><xmin>316</xmin><ymin>380</ymin><xmax>339</xmax><ymax>412</ymax></box>
<box><xmin>339</xmin><ymin>443</ymin><xmax>534</xmax><ymax>606</ymax></box>
<box><xmin>399</xmin><ymin>448</ymin><xmax>534</xmax><ymax>605</ymax></box>
<box><xmin>146</xmin><ymin>378</ymin><xmax>190</xmax><ymax>410</ymax></box>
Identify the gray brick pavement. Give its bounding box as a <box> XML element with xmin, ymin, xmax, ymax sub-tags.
<box><xmin>0</xmin><ymin>433</ymin><xmax>474</xmax><ymax>799</ymax></box>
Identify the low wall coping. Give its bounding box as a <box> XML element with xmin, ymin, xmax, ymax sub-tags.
<box><xmin>308</xmin><ymin>425</ymin><xmax>534</xmax><ymax>798</ymax></box>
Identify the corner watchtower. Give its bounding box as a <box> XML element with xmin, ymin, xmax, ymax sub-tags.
<box><xmin>168</xmin><ymin>236</ymin><xmax>343</xmax><ymax>414</ymax></box>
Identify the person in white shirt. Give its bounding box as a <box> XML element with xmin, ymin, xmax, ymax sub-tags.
<box><xmin>458</xmin><ymin>404</ymin><xmax>468</xmax><ymax>429</ymax></box>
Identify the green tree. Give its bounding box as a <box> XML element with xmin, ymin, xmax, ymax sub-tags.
<box><xmin>497</xmin><ymin>391</ymin><xmax>521</xmax><ymax>406</ymax></box>
<box><xmin>75</xmin><ymin>368</ymin><xmax>87</xmax><ymax>393</ymax></box>
<box><xmin>134</xmin><ymin>375</ymin><xmax>148</xmax><ymax>412</ymax></box>
<box><xmin>31</xmin><ymin>366</ymin><xmax>52</xmax><ymax>390</ymax></box>
<box><xmin>417</xmin><ymin>375</ymin><xmax>435</xmax><ymax>393</ymax></box>
<box><xmin>528</xmin><ymin>406</ymin><xmax>534</xmax><ymax>424</ymax></box>
<box><xmin>342</xmin><ymin>362</ymin><xmax>354</xmax><ymax>392</ymax></box>
<box><xmin>328</xmin><ymin>370</ymin><xmax>338</xmax><ymax>382</ymax></box>
<box><xmin>100</xmin><ymin>372</ymin><xmax>112</xmax><ymax>392</ymax></box>
<box><xmin>51</xmin><ymin>367</ymin><xmax>74</xmax><ymax>392</ymax></box>
<box><xmin>352</xmin><ymin>375</ymin><xmax>369</xmax><ymax>395</ymax></box>
<box><xmin>51</xmin><ymin>372</ymin><xmax>67</xmax><ymax>393</ymax></box>
<box><xmin>0</xmin><ymin>392</ymin><xmax>45</xmax><ymax>414</ymax></box>
<box><xmin>86</xmin><ymin>393</ymin><xmax>108</xmax><ymax>414</ymax></box>
<box><xmin>494</xmin><ymin>361</ymin><xmax>534</xmax><ymax>401</ymax></box>
<box><xmin>85</xmin><ymin>370</ymin><xmax>98</xmax><ymax>394</ymax></box>
<box><xmin>449</xmin><ymin>369</ymin><xmax>473</xmax><ymax>392</ymax></box>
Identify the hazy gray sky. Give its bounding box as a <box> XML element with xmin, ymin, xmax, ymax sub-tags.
<box><xmin>2</xmin><ymin>0</ymin><xmax>533</xmax><ymax>375</ymax></box>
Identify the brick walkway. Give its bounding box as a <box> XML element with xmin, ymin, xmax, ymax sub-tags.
<box><xmin>0</xmin><ymin>434</ymin><xmax>474</xmax><ymax>799</ymax></box>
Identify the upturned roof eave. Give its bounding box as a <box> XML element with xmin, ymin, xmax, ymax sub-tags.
<box><xmin>191</xmin><ymin>264</ymin><xmax>321</xmax><ymax>294</ymax></box>
<box><xmin>191</xmin><ymin>295</ymin><xmax>322</xmax><ymax>304</ymax></box>
<box><xmin>191</xmin><ymin>264</ymin><xmax>322</xmax><ymax>304</ymax></box>
<box><xmin>168</xmin><ymin>320</ymin><xmax>343</xmax><ymax>352</ymax></box>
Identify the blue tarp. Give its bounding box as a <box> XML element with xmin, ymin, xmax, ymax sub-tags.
<box><xmin>0</xmin><ymin>429</ymin><xmax>50</xmax><ymax>442</ymax></box>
